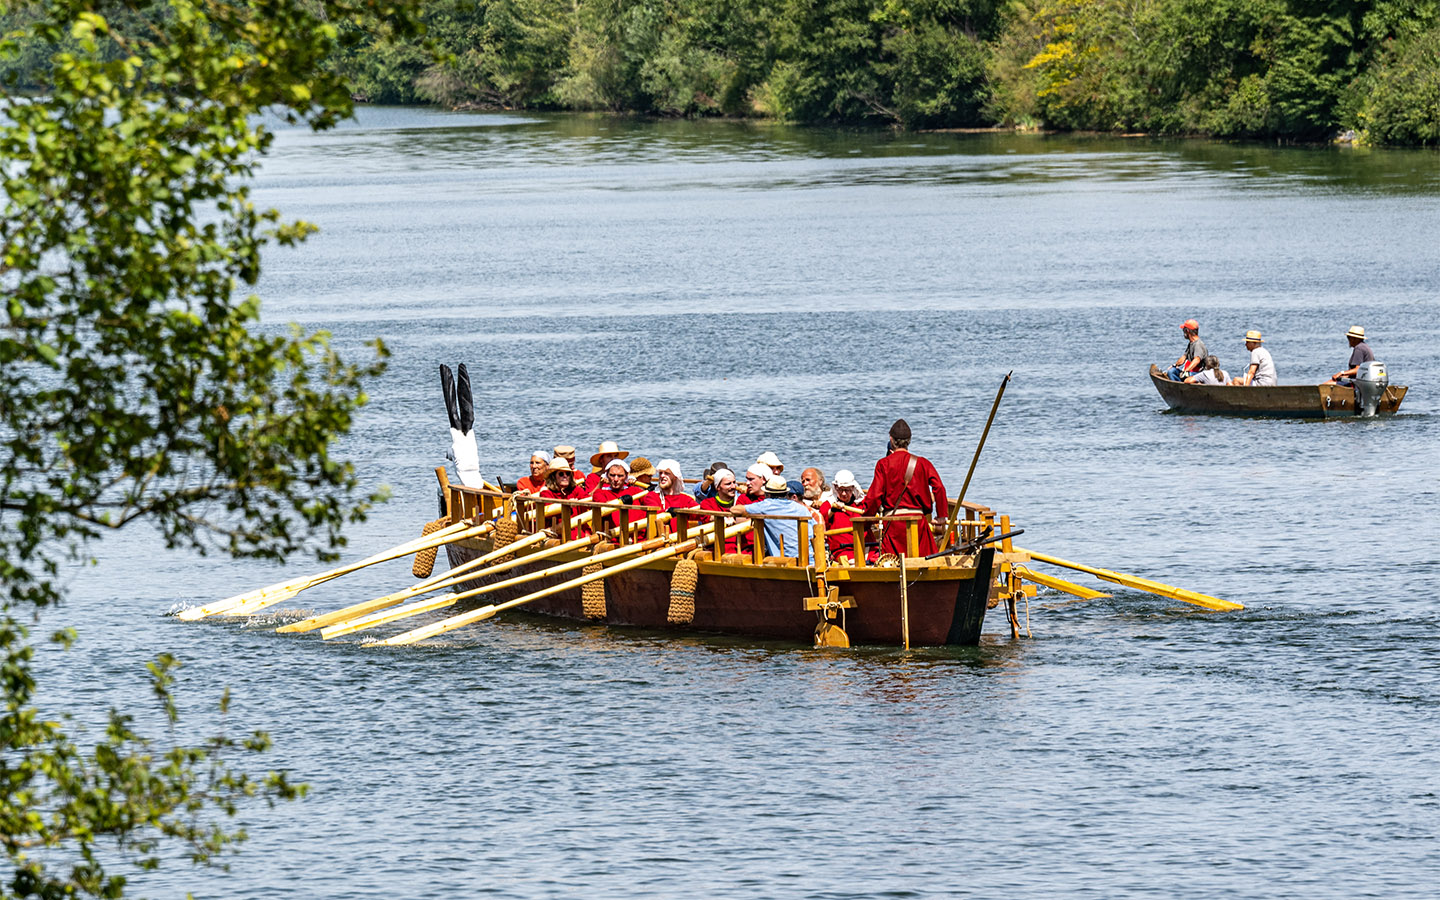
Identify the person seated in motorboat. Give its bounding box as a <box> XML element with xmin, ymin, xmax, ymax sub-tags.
<box><xmin>1183</xmin><ymin>355</ymin><xmax>1229</xmax><ymax>385</ymax></box>
<box><xmin>514</xmin><ymin>450</ymin><xmax>551</xmax><ymax>493</ymax></box>
<box><xmin>1323</xmin><ymin>326</ymin><xmax>1374</xmax><ymax>386</ymax></box>
<box><xmin>734</xmin><ymin>477</ymin><xmax>812</xmax><ymax>559</ymax></box>
<box><xmin>818</xmin><ymin>470</ymin><xmax>867</xmax><ymax>563</ymax></box>
<box><xmin>1230</xmin><ymin>330</ymin><xmax>1277</xmax><ymax>386</ymax></box>
<box><xmin>1163</xmin><ymin>319</ymin><xmax>1208</xmax><ymax>381</ymax></box>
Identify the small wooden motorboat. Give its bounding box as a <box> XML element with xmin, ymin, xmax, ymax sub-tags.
<box><xmin>1149</xmin><ymin>365</ymin><xmax>1407</xmax><ymax>418</ymax></box>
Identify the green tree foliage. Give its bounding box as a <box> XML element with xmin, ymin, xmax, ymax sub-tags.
<box><xmin>987</xmin><ymin>0</ymin><xmax>1439</xmax><ymax>141</ymax></box>
<box><xmin>0</xmin><ymin>0</ymin><xmax>418</xmax><ymax>894</ymax></box>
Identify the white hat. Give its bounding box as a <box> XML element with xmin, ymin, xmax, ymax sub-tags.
<box><xmin>530</xmin><ymin>450</ymin><xmax>551</xmax><ymax>463</ymax></box>
<box><xmin>745</xmin><ymin>463</ymin><xmax>774</xmax><ymax>482</ymax></box>
<box><xmin>833</xmin><ymin>469</ymin><xmax>860</xmax><ymax>489</ymax></box>
<box><xmin>656</xmin><ymin>459</ymin><xmax>683</xmax><ymax>481</ymax></box>
<box><xmin>756</xmin><ymin>451</ymin><xmax>783</xmax><ymax>472</ymax></box>
<box><xmin>712</xmin><ymin>468</ymin><xmax>734</xmax><ymax>484</ymax></box>
<box><xmin>605</xmin><ymin>458</ymin><xmax>630</xmax><ymax>474</ymax></box>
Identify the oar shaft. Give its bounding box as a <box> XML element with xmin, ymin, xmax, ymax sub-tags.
<box><xmin>377</xmin><ymin>522</ymin><xmax>745</xmax><ymax>646</ymax></box>
<box><xmin>1019</xmin><ymin>548</ymin><xmax>1241</xmax><ymax>611</ymax></box>
<box><xmin>942</xmin><ymin>371</ymin><xmax>1012</xmax><ymax>548</ymax></box>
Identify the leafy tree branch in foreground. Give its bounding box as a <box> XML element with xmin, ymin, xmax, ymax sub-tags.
<box><xmin>1</xmin><ymin>1</ymin><xmax>419</xmax><ymax>895</ymax></box>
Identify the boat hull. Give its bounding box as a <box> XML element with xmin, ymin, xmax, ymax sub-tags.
<box><xmin>1149</xmin><ymin>365</ymin><xmax>1407</xmax><ymax>418</ymax></box>
<box><xmin>444</xmin><ymin>539</ymin><xmax>997</xmax><ymax>646</ymax></box>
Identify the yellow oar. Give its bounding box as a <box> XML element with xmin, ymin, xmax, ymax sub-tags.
<box><xmin>1015</xmin><ymin>566</ymin><xmax>1111</xmax><ymax>601</ymax></box>
<box><xmin>177</xmin><ymin>518</ymin><xmax>483</xmax><ymax>616</ymax></box>
<box><xmin>290</xmin><ymin>509</ymin><xmax>676</xmax><ymax>634</ymax></box>
<box><xmin>1017</xmin><ymin>549</ymin><xmax>1242</xmax><ymax>611</ymax></box>
<box><xmin>373</xmin><ymin>521</ymin><xmax>750</xmax><ymax>647</ymax></box>
<box><xmin>182</xmin><ymin>520</ymin><xmax>494</xmax><ymax>621</ymax></box>
<box><xmin>323</xmin><ymin>517</ymin><xmax>708</xmax><ymax>640</ymax></box>
<box><xmin>275</xmin><ymin>528</ymin><xmax>559</xmax><ymax>634</ymax></box>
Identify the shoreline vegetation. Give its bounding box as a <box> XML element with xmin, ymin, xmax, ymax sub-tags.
<box><xmin>341</xmin><ymin>0</ymin><xmax>1437</xmax><ymax>145</ymax></box>
<box><xmin>3</xmin><ymin>1</ymin><xmax>1438</xmax><ymax>146</ymax></box>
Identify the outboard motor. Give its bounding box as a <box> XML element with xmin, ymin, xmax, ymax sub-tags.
<box><xmin>1355</xmin><ymin>360</ymin><xmax>1389</xmax><ymax>417</ymax></box>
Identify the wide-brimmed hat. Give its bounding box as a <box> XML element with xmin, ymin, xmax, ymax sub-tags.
<box><xmin>764</xmin><ymin>476</ymin><xmax>789</xmax><ymax>495</ymax></box>
<box><xmin>590</xmin><ymin>440</ymin><xmax>630</xmax><ymax>468</ymax></box>
<box><xmin>1244</xmin><ymin>330</ymin><xmax>1264</xmax><ymax>343</ymax></box>
<box><xmin>547</xmin><ymin>457</ymin><xmax>573</xmax><ymax>474</ymax></box>
<box><xmin>629</xmin><ymin>456</ymin><xmax>655</xmax><ymax>484</ymax></box>
<box><xmin>1345</xmin><ymin>326</ymin><xmax>1366</xmax><ymax>340</ymax></box>
<box><xmin>833</xmin><ymin>469</ymin><xmax>860</xmax><ymax>489</ymax></box>
<box><xmin>756</xmin><ymin>451</ymin><xmax>783</xmax><ymax>473</ymax></box>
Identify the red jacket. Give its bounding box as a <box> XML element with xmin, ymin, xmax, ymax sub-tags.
<box><xmin>697</xmin><ymin>495</ymin><xmax>751</xmax><ymax>555</ymax></box>
<box><xmin>819</xmin><ymin>500</ymin><xmax>864</xmax><ymax>558</ymax></box>
<box><xmin>863</xmin><ymin>450</ymin><xmax>947</xmax><ymax>556</ymax></box>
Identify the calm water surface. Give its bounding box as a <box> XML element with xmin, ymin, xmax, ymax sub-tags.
<box><xmin>42</xmin><ymin>109</ymin><xmax>1440</xmax><ymax>898</ymax></box>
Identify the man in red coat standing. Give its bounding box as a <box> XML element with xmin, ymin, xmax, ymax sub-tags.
<box><xmin>862</xmin><ymin>418</ymin><xmax>948</xmax><ymax>558</ymax></box>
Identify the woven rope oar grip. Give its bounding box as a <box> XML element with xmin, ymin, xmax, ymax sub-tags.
<box><xmin>412</xmin><ymin>517</ymin><xmax>450</xmax><ymax>578</ymax></box>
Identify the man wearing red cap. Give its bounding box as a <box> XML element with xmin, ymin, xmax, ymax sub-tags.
<box><xmin>863</xmin><ymin>419</ymin><xmax>948</xmax><ymax>558</ymax></box>
<box><xmin>1164</xmin><ymin>319</ymin><xmax>1208</xmax><ymax>381</ymax></box>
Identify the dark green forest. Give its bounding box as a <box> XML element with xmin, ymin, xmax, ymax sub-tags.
<box><xmin>6</xmin><ymin>0</ymin><xmax>1439</xmax><ymax>143</ymax></box>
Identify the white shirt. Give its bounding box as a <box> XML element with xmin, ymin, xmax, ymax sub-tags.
<box><xmin>1249</xmin><ymin>346</ymin><xmax>1277</xmax><ymax>386</ymax></box>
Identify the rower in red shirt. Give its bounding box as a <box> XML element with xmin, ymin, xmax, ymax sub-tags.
<box><xmin>538</xmin><ymin>456</ymin><xmax>590</xmax><ymax>539</ymax></box>
<box><xmin>817</xmin><ymin>469</ymin><xmax>867</xmax><ymax>563</ymax></box>
<box><xmin>656</xmin><ymin>459</ymin><xmax>698</xmax><ymax>532</ymax></box>
<box><xmin>584</xmin><ymin>440</ymin><xmax>628</xmax><ymax>493</ymax></box>
<box><xmin>694</xmin><ymin>468</ymin><xmax>753</xmax><ymax>555</ymax></box>
<box><xmin>590</xmin><ymin>458</ymin><xmax>658</xmax><ymax>533</ymax></box>
<box><xmin>862</xmin><ymin>418</ymin><xmax>948</xmax><ymax>558</ymax></box>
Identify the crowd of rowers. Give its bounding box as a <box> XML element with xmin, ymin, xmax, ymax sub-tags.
<box><xmin>498</xmin><ymin>418</ymin><xmax>951</xmax><ymax>564</ymax></box>
<box><xmin>1158</xmin><ymin>320</ymin><xmax>1376</xmax><ymax>387</ymax></box>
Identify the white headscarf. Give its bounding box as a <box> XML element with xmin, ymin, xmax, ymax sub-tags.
<box><xmin>657</xmin><ymin>459</ymin><xmax>684</xmax><ymax>495</ymax></box>
<box><xmin>745</xmin><ymin>463</ymin><xmax>773</xmax><ymax>483</ymax></box>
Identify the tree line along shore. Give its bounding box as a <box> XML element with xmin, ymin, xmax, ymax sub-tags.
<box><xmin>3</xmin><ymin>1</ymin><xmax>1438</xmax><ymax>144</ymax></box>
<box><xmin>341</xmin><ymin>0</ymin><xmax>1438</xmax><ymax>144</ymax></box>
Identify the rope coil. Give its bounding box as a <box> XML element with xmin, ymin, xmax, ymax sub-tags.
<box><xmin>492</xmin><ymin>518</ymin><xmax>518</xmax><ymax>565</ymax></box>
<box><xmin>411</xmin><ymin>517</ymin><xmax>449</xmax><ymax>578</ymax></box>
<box><xmin>668</xmin><ymin>559</ymin><xmax>698</xmax><ymax>624</ymax></box>
<box><xmin>581</xmin><ymin>545</ymin><xmax>607</xmax><ymax>619</ymax></box>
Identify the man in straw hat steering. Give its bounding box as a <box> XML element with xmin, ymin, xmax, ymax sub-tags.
<box><xmin>863</xmin><ymin>418</ymin><xmax>948</xmax><ymax>558</ymax></box>
<box><xmin>1323</xmin><ymin>326</ymin><xmax>1374</xmax><ymax>386</ymax></box>
<box><xmin>1230</xmin><ymin>330</ymin><xmax>1277</xmax><ymax>386</ymax></box>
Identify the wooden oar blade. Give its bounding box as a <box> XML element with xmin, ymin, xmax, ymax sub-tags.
<box><xmin>321</xmin><ymin>593</ymin><xmax>461</xmax><ymax>640</ymax></box>
<box><xmin>1016</xmin><ymin>566</ymin><xmax>1111</xmax><ymax>601</ymax></box>
<box><xmin>1019</xmin><ymin>548</ymin><xmax>1241</xmax><ymax>612</ymax></box>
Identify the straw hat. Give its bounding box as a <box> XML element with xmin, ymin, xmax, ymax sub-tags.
<box><xmin>764</xmin><ymin>476</ymin><xmax>789</xmax><ymax>495</ymax></box>
<box><xmin>629</xmin><ymin>456</ymin><xmax>655</xmax><ymax>485</ymax></box>
<box><xmin>553</xmin><ymin>445</ymin><xmax>576</xmax><ymax>459</ymax></box>
<box><xmin>590</xmin><ymin>440</ymin><xmax>630</xmax><ymax>468</ymax></box>
<box><xmin>547</xmin><ymin>457</ymin><xmax>573</xmax><ymax>474</ymax></box>
<box><xmin>1244</xmin><ymin>330</ymin><xmax>1264</xmax><ymax>343</ymax></box>
<box><xmin>1345</xmin><ymin>326</ymin><xmax>1366</xmax><ymax>340</ymax></box>
<box><xmin>756</xmin><ymin>451</ymin><xmax>783</xmax><ymax>473</ymax></box>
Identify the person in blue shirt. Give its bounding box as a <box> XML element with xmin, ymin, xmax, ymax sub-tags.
<box><xmin>735</xmin><ymin>477</ymin><xmax>814</xmax><ymax>558</ymax></box>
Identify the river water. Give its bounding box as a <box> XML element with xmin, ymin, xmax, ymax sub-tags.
<box><xmin>43</xmin><ymin>108</ymin><xmax>1440</xmax><ymax>897</ymax></box>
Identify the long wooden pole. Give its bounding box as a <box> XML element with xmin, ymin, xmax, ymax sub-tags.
<box><xmin>322</xmin><ymin>517</ymin><xmax>718</xmax><ymax>640</ymax></box>
<box><xmin>372</xmin><ymin>522</ymin><xmax>751</xmax><ymax>647</ymax></box>
<box><xmin>275</xmin><ymin>528</ymin><xmax>560</xmax><ymax>634</ymax></box>
<box><xmin>1018</xmin><ymin>548</ymin><xmax>1242</xmax><ymax>611</ymax></box>
<box><xmin>941</xmin><ymin>371</ymin><xmax>1012</xmax><ymax>549</ymax></box>
<box><xmin>180</xmin><ymin>520</ymin><xmax>492</xmax><ymax>620</ymax></box>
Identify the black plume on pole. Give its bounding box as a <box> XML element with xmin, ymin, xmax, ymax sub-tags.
<box><xmin>456</xmin><ymin>363</ymin><xmax>474</xmax><ymax>434</ymax></box>
<box><xmin>440</xmin><ymin>364</ymin><xmax>460</xmax><ymax>431</ymax></box>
